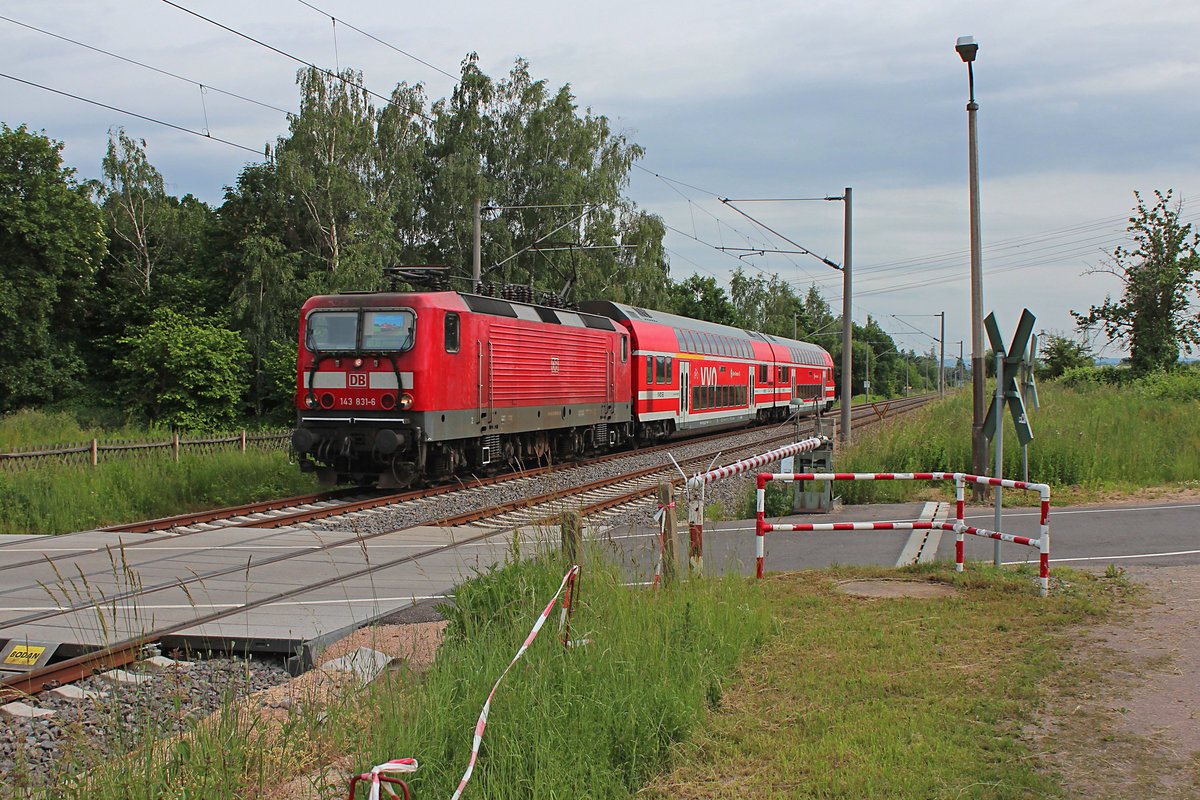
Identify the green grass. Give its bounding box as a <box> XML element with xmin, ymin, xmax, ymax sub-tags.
<box><xmin>0</xmin><ymin>450</ymin><xmax>319</xmax><ymax>534</ymax></box>
<box><xmin>54</xmin><ymin>544</ymin><xmax>773</xmax><ymax>798</ymax></box>
<box><xmin>833</xmin><ymin>381</ymin><xmax>1200</xmax><ymax>504</ymax></box>
<box><xmin>643</xmin><ymin>563</ymin><xmax>1134</xmax><ymax>799</ymax></box>
<box><xmin>45</xmin><ymin>551</ymin><xmax>1134</xmax><ymax>799</ymax></box>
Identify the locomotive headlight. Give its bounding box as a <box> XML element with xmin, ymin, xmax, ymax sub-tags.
<box><xmin>304</xmin><ymin>394</ymin><xmax>317</xmax><ymax>409</ymax></box>
<box><xmin>353</xmin><ymin>357</ymin><xmax>364</xmax><ymax>368</ymax></box>
<box><xmin>399</xmin><ymin>392</ymin><xmax>414</xmax><ymax>410</ymax></box>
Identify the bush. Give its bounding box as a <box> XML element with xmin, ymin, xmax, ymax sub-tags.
<box><xmin>116</xmin><ymin>308</ymin><xmax>249</xmax><ymax>430</ymax></box>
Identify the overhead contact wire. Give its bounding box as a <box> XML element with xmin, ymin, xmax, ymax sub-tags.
<box><xmin>0</xmin><ymin>71</ymin><xmax>262</xmax><ymax>154</ymax></box>
<box><xmin>0</xmin><ymin>13</ymin><xmax>292</xmax><ymax>115</ymax></box>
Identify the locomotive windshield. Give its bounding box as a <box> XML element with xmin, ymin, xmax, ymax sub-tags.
<box><xmin>362</xmin><ymin>311</ymin><xmax>415</xmax><ymax>350</ymax></box>
<box><xmin>306</xmin><ymin>309</ymin><xmax>415</xmax><ymax>352</ymax></box>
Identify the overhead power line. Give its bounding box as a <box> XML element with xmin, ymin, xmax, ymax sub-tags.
<box><xmin>160</xmin><ymin>0</ymin><xmax>432</xmax><ymax>121</ymax></box>
<box><xmin>0</xmin><ymin>13</ymin><xmax>292</xmax><ymax>116</ymax></box>
<box><xmin>0</xmin><ymin>71</ymin><xmax>263</xmax><ymax>155</ymax></box>
<box><xmin>291</xmin><ymin>0</ymin><xmax>458</xmax><ymax>81</ymax></box>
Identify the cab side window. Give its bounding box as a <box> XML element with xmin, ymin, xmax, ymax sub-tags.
<box><xmin>444</xmin><ymin>313</ymin><xmax>460</xmax><ymax>353</ymax></box>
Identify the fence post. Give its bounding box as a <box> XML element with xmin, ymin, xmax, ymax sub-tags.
<box><xmin>241</xmin><ymin>429</ymin><xmax>247</xmax><ymax>452</ymax></box>
<box><xmin>91</xmin><ymin>438</ymin><xmax>98</xmax><ymax>467</ymax></box>
<box><xmin>656</xmin><ymin>483</ymin><xmax>677</xmax><ymax>585</ymax></box>
<box><xmin>173</xmin><ymin>433</ymin><xmax>179</xmax><ymax>463</ymax></box>
<box><xmin>560</xmin><ymin>510</ymin><xmax>582</xmax><ymax>564</ymax></box>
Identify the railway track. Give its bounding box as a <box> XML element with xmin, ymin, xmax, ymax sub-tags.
<box><xmin>0</xmin><ymin>393</ymin><xmax>933</xmax><ymax>701</ymax></box>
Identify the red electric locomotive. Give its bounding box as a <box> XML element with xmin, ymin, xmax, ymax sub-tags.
<box><xmin>291</xmin><ymin>290</ymin><xmax>632</xmax><ymax>486</ymax></box>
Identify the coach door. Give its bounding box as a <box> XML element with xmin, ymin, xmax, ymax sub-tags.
<box><xmin>679</xmin><ymin>361</ymin><xmax>690</xmax><ymax>424</ymax></box>
<box><xmin>749</xmin><ymin>371</ymin><xmax>756</xmax><ymax>415</ymax></box>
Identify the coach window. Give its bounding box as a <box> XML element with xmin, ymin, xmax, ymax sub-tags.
<box><xmin>621</xmin><ymin>335</ymin><xmax>628</xmax><ymax>363</ymax></box>
<box><xmin>646</xmin><ymin>356</ymin><xmax>654</xmax><ymax>385</ymax></box>
<box><xmin>444</xmin><ymin>312</ymin><xmax>460</xmax><ymax>353</ymax></box>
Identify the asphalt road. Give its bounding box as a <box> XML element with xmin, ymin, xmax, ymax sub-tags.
<box><xmin>606</xmin><ymin>498</ymin><xmax>1200</xmax><ymax>579</ymax></box>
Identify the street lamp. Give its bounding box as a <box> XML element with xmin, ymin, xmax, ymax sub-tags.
<box><xmin>957</xmin><ymin>35</ymin><xmax>988</xmax><ymax>484</ymax></box>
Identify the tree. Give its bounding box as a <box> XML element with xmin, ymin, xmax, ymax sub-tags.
<box><xmin>665</xmin><ymin>274</ymin><xmax>737</xmax><ymax>325</ymax></box>
<box><xmin>1038</xmin><ymin>333</ymin><xmax>1093</xmax><ymax>379</ymax></box>
<box><xmin>228</xmin><ymin>226</ymin><xmax>304</xmax><ymax>417</ymax></box>
<box><xmin>1072</xmin><ymin>190</ymin><xmax>1200</xmax><ymax>373</ymax></box>
<box><xmin>0</xmin><ymin>124</ymin><xmax>106</xmax><ymax>411</ymax></box>
<box><xmin>100</xmin><ymin>128</ymin><xmax>168</xmax><ymax>294</ymax></box>
<box><xmin>116</xmin><ymin>308</ymin><xmax>248</xmax><ymax>429</ymax></box>
<box><xmin>274</xmin><ymin>67</ymin><xmax>381</xmax><ymax>288</ymax></box>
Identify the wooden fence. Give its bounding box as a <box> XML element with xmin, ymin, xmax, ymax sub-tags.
<box><xmin>0</xmin><ymin>430</ymin><xmax>291</xmax><ymax>473</ymax></box>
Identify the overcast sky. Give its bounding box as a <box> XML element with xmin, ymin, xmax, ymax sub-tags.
<box><xmin>6</xmin><ymin>0</ymin><xmax>1200</xmax><ymax>360</ymax></box>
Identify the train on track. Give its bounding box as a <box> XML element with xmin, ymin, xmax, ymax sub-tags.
<box><xmin>290</xmin><ymin>284</ymin><xmax>835</xmax><ymax>486</ymax></box>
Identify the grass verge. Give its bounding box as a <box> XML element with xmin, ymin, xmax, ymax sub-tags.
<box><xmin>45</xmin><ymin>549</ymin><xmax>1134</xmax><ymax>799</ymax></box>
<box><xmin>835</xmin><ymin>383</ymin><xmax>1200</xmax><ymax>505</ymax></box>
<box><xmin>644</xmin><ymin>563</ymin><xmax>1135</xmax><ymax>799</ymax></box>
<box><xmin>0</xmin><ymin>450</ymin><xmax>318</xmax><ymax>534</ymax></box>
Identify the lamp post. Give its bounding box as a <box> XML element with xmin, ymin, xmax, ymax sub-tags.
<box><xmin>957</xmin><ymin>35</ymin><xmax>988</xmax><ymax>485</ymax></box>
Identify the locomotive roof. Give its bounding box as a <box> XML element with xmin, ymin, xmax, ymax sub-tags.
<box><xmin>579</xmin><ymin>300</ymin><xmax>829</xmax><ymax>365</ymax></box>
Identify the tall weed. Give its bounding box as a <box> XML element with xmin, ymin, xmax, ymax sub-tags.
<box><xmin>0</xmin><ymin>451</ymin><xmax>318</xmax><ymax>534</ymax></box>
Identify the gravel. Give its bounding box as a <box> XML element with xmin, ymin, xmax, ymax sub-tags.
<box><xmin>320</xmin><ymin>423</ymin><xmax>815</xmax><ymax>538</ymax></box>
<box><xmin>0</xmin><ymin>653</ymin><xmax>292</xmax><ymax>792</ymax></box>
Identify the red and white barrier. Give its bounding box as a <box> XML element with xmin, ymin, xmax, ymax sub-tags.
<box><xmin>755</xmin><ymin>472</ymin><xmax>1052</xmax><ymax>596</ymax></box>
<box><xmin>682</xmin><ymin>437</ymin><xmax>828</xmax><ymax>574</ymax></box>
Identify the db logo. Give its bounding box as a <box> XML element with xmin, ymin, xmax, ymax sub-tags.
<box><xmin>348</xmin><ymin>372</ymin><xmax>368</xmax><ymax>388</ymax></box>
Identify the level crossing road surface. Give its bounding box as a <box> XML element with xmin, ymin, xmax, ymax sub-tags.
<box><xmin>0</xmin><ymin>523</ymin><xmax>531</xmax><ymax>666</ymax></box>
<box><xmin>0</xmin><ymin>499</ymin><xmax>1195</xmax><ymax>666</ymax></box>
<box><xmin>608</xmin><ymin>498</ymin><xmax>1200</xmax><ymax>578</ymax></box>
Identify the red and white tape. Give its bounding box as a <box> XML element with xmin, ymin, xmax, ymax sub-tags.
<box><xmin>352</xmin><ymin>758</ymin><xmax>418</xmax><ymax>800</ymax></box>
<box><xmin>449</xmin><ymin>565</ymin><xmax>583</xmax><ymax>800</ymax></box>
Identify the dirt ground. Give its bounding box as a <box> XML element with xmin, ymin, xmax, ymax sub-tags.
<box><xmin>1032</xmin><ymin>564</ymin><xmax>1200</xmax><ymax>798</ymax></box>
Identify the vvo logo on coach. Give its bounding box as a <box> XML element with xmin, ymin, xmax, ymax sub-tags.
<box><xmin>348</xmin><ymin>372</ymin><xmax>368</xmax><ymax>388</ymax></box>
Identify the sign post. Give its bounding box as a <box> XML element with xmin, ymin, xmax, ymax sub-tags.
<box><xmin>982</xmin><ymin>309</ymin><xmax>1036</xmax><ymax>565</ymax></box>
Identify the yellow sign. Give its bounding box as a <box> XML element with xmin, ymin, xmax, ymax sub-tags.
<box><xmin>4</xmin><ymin>645</ymin><xmax>46</xmax><ymax>666</ymax></box>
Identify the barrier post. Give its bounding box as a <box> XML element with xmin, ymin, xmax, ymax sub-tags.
<box><xmin>955</xmin><ymin>478</ymin><xmax>965</xmax><ymax>573</ymax></box>
<box><xmin>1039</xmin><ymin>489</ymin><xmax>1051</xmax><ymax>596</ymax></box>
<box><xmin>656</xmin><ymin>483</ymin><xmax>677</xmax><ymax>585</ymax></box>
<box><xmin>755</xmin><ymin>473</ymin><xmax>768</xmax><ymax>578</ymax></box>
<box><xmin>560</xmin><ymin>511</ymin><xmax>582</xmax><ymax>564</ymax></box>
<box><xmin>687</xmin><ymin>491</ymin><xmax>704</xmax><ymax>577</ymax></box>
